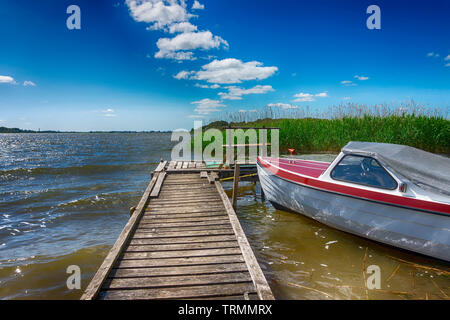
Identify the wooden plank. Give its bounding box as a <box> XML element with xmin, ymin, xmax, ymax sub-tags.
<box><xmin>99</xmin><ymin>282</ymin><xmax>256</xmax><ymax>300</ymax></box>
<box><xmin>143</xmin><ymin>214</ymin><xmax>227</xmax><ymax>221</ymax></box>
<box><xmin>215</xmin><ymin>181</ymin><xmax>274</xmax><ymax>300</ymax></box>
<box><xmin>147</xmin><ymin>203</ymin><xmax>224</xmax><ymax>210</ymax></box>
<box><xmin>80</xmin><ymin>173</ymin><xmax>160</xmax><ymax>300</ymax></box>
<box><xmin>200</xmin><ymin>171</ymin><xmax>208</xmax><ymax>179</ymax></box>
<box><xmin>144</xmin><ymin>208</ymin><xmax>226</xmax><ymax>216</ymax></box>
<box><xmin>149</xmin><ymin>198</ymin><xmax>221</xmax><ymax>205</ymax></box>
<box><xmin>115</xmin><ymin>255</ymin><xmax>245</xmax><ymax>268</ymax></box>
<box><xmin>165</xmin><ymin>176</ymin><xmax>202</xmax><ymax>180</ymax></box>
<box><xmin>160</xmin><ymin>185</ymin><xmax>215</xmax><ymax>190</ymax></box>
<box><xmin>182</xmin><ymin>161</ymin><xmax>189</xmax><ymax>169</ymax></box>
<box><xmin>134</xmin><ymin>224</ymin><xmax>232</xmax><ymax>233</ymax></box>
<box><xmin>154</xmin><ymin>161</ymin><xmax>167</xmax><ymax>173</ymax></box>
<box><xmin>149</xmin><ymin>172</ymin><xmax>166</xmax><ymax>198</ymax></box>
<box><xmin>104</xmin><ymin>272</ymin><xmax>252</xmax><ymax>290</ymax></box>
<box><xmin>166</xmin><ymin>174</ymin><xmax>199</xmax><ymax>178</ymax></box>
<box><xmin>138</xmin><ymin>219</ymin><xmax>231</xmax><ymax>228</ymax></box>
<box><xmin>168</xmin><ymin>161</ymin><xmax>176</xmax><ymax>170</ymax></box>
<box><xmin>165</xmin><ymin>175</ymin><xmax>199</xmax><ymax>179</ymax></box>
<box><xmin>162</xmin><ymin>181</ymin><xmax>205</xmax><ymax>186</ymax></box>
<box><xmin>129</xmin><ymin>235</ymin><xmax>237</xmax><ymax>245</ymax></box>
<box><xmin>109</xmin><ymin>262</ymin><xmax>248</xmax><ymax>278</ymax></box>
<box><xmin>121</xmin><ymin>247</ymin><xmax>242</xmax><ymax>259</ymax></box>
<box><xmin>188</xmin><ymin>161</ymin><xmax>196</xmax><ymax>168</ymax></box>
<box><xmin>126</xmin><ymin>241</ymin><xmax>239</xmax><ymax>252</ymax></box>
<box><xmin>140</xmin><ymin>215</ymin><xmax>229</xmax><ymax>223</ymax></box>
<box><xmin>136</xmin><ymin>224</ymin><xmax>231</xmax><ymax>232</ymax></box>
<box><xmin>149</xmin><ymin>195</ymin><xmax>221</xmax><ymax>203</ymax></box>
<box><xmin>176</xmin><ymin>162</ymin><xmax>183</xmax><ymax>169</ymax></box>
<box><xmin>157</xmin><ymin>191</ymin><xmax>218</xmax><ymax>197</ymax></box>
<box><xmin>132</xmin><ymin>229</ymin><xmax>235</xmax><ymax>239</ymax></box>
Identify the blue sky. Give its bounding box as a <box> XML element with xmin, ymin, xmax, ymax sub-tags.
<box><xmin>0</xmin><ymin>0</ymin><xmax>449</xmax><ymax>131</ymax></box>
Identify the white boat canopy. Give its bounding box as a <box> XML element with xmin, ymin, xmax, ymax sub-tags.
<box><xmin>342</xmin><ymin>141</ymin><xmax>450</xmax><ymax>196</ymax></box>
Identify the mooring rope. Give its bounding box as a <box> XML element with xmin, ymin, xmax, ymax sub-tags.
<box><xmin>220</xmin><ymin>173</ymin><xmax>258</xmax><ymax>181</ymax></box>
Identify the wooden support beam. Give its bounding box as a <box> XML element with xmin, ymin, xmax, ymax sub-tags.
<box><xmin>215</xmin><ymin>181</ymin><xmax>274</xmax><ymax>300</ymax></box>
<box><xmin>150</xmin><ymin>172</ymin><xmax>166</xmax><ymax>198</ymax></box>
<box><xmin>154</xmin><ymin>161</ymin><xmax>167</xmax><ymax>173</ymax></box>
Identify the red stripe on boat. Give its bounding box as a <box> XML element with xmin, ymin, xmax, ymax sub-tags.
<box><xmin>258</xmin><ymin>157</ymin><xmax>450</xmax><ymax>215</ymax></box>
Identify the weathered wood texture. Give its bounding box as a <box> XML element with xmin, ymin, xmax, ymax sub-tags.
<box><xmin>82</xmin><ymin>161</ymin><xmax>273</xmax><ymax>300</ymax></box>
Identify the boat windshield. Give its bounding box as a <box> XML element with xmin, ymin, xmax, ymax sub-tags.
<box><xmin>331</xmin><ymin>155</ymin><xmax>398</xmax><ymax>190</ymax></box>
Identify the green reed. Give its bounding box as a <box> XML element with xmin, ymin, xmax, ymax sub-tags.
<box><xmin>202</xmin><ymin>103</ymin><xmax>449</xmax><ymax>154</ymax></box>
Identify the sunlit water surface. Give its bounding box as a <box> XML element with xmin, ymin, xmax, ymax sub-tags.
<box><xmin>0</xmin><ymin>134</ymin><xmax>448</xmax><ymax>299</ymax></box>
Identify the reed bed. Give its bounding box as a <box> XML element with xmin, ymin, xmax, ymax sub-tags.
<box><xmin>204</xmin><ymin>102</ymin><xmax>449</xmax><ymax>154</ymax></box>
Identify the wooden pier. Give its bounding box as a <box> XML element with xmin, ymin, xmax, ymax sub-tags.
<box><xmin>81</xmin><ymin>160</ymin><xmax>273</xmax><ymax>300</ymax></box>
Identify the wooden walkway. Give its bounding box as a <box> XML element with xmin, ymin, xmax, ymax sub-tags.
<box><xmin>81</xmin><ymin>161</ymin><xmax>273</xmax><ymax>300</ymax></box>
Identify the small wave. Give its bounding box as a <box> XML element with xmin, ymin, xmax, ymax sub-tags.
<box><xmin>0</xmin><ymin>162</ymin><xmax>160</xmax><ymax>178</ymax></box>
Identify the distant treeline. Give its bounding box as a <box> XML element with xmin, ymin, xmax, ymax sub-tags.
<box><xmin>0</xmin><ymin>127</ymin><xmax>171</xmax><ymax>134</ymax></box>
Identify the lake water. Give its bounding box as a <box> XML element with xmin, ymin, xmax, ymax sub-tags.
<box><xmin>0</xmin><ymin>133</ymin><xmax>448</xmax><ymax>300</ymax></box>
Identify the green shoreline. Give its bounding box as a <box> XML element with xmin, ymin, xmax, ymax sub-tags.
<box><xmin>0</xmin><ymin>127</ymin><xmax>171</xmax><ymax>134</ymax></box>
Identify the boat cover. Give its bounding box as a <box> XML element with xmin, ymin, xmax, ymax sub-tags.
<box><xmin>342</xmin><ymin>141</ymin><xmax>450</xmax><ymax>196</ymax></box>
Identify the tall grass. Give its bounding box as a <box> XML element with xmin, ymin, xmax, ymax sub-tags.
<box><xmin>204</xmin><ymin>103</ymin><xmax>450</xmax><ymax>154</ymax></box>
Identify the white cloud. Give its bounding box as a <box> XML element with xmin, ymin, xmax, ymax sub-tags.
<box><xmin>126</xmin><ymin>0</ymin><xmax>193</xmax><ymax>30</ymax></box>
<box><xmin>195</xmin><ymin>83</ymin><xmax>220</xmax><ymax>89</ymax></box>
<box><xmin>427</xmin><ymin>52</ymin><xmax>440</xmax><ymax>58</ymax></box>
<box><xmin>267</xmin><ymin>103</ymin><xmax>298</xmax><ymax>109</ymax></box>
<box><xmin>23</xmin><ymin>81</ymin><xmax>36</xmax><ymax>87</ymax></box>
<box><xmin>446</xmin><ymin>63</ymin><xmax>450</xmax><ymax>67</ymax></box>
<box><xmin>191</xmin><ymin>58</ymin><xmax>278</xmax><ymax>84</ymax></box>
<box><xmin>342</xmin><ymin>97</ymin><xmax>351</xmax><ymax>100</ymax></box>
<box><xmin>168</xmin><ymin>21</ymin><xmax>197</xmax><ymax>33</ymax></box>
<box><xmin>218</xmin><ymin>85</ymin><xmax>274</xmax><ymax>100</ymax></box>
<box><xmin>0</xmin><ymin>75</ymin><xmax>16</xmax><ymax>84</ymax></box>
<box><xmin>354</xmin><ymin>75</ymin><xmax>369</xmax><ymax>81</ymax></box>
<box><xmin>174</xmin><ymin>70</ymin><xmax>195</xmax><ymax>79</ymax></box>
<box><xmin>191</xmin><ymin>98</ymin><xmax>225</xmax><ymax>114</ymax></box>
<box><xmin>293</xmin><ymin>91</ymin><xmax>328</xmax><ymax>102</ymax></box>
<box><xmin>445</xmin><ymin>55</ymin><xmax>450</xmax><ymax>61</ymax></box>
<box><xmin>293</xmin><ymin>93</ymin><xmax>314</xmax><ymax>102</ymax></box>
<box><xmin>188</xmin><ymin>114</ymin><xmax>205</xmax><ymax>118</ymax></box>
<box><xmin>341</xmin><ymin>80</ymin><xmax>357</xmax><ymax>86</ymax></box>
<box><xmin>155</xmin><ymin>31</ymin><xmax>228</xmax><ymax>60</ymax></box>
<box><xmin>101</xmin><ymin>108</ymin><xmax>116</xmax><ymax>117</ymax></box>
<box><xmin>192</xmin><ymin>0</ymin><xmax>204</xmax><ymax>10</ymax></box>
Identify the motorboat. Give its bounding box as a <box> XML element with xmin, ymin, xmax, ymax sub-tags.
<box><xmin>257</xmin><ymin>141</ymin><xmax>450</xmax><ymax>261</ymax></box>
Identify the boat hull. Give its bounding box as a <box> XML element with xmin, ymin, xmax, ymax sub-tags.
<box><xmin>257</xmin><ymin>163</ymin><xmax>450</xmax><ymax>262</ymax></box>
